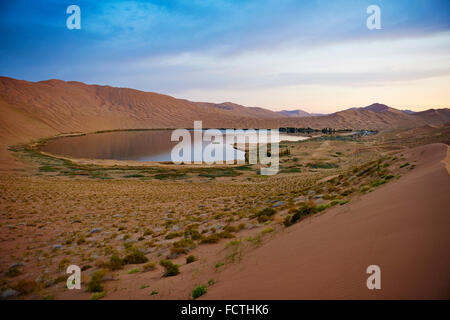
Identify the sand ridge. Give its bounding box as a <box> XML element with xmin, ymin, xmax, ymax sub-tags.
<box><xmin>203</xmin><ymin>143</ymin><xmax>450</xmax><ymax>299</ymax></box>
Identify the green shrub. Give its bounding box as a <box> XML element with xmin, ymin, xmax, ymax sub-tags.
<box><xmin>255</xmin><ymin>207</ymin><xmax>276</xmax><ymax>223</ymax></box>
<box><xmin>123</xmin><ymin>248</ymin><xmax>148</xmax><ymax>264</ymax></box>
<box><xmin>39</xmin><ymin>165</ymin><xmax>58</xmax><ymax>172</ymax></box>
<box><xmin>165</xmin><ymin>232</ymin><xmax>183</xmax><ymax>240</ymax></box>
<box><xmin>218</xmin><ymin>231</ymin><xmax>235</xmax><ymax>239</ymax></box>
<box><xmin>399</xmin><ymin>162</ymin><xmax>410</xmax><ymax>168</ymax></box>
<box><xmin>88</xmin><ymin>270</ymin><xmax>106</xmax><ymax>292</ymax></box>
<box><xmin>283</xmin><ymin>215</ymin><xmax>292</xmax><ymax>227</ymax></box>
<box><xmin>200</xmin><ymin>233</ymin><xmax>221</xmax><ymax>244</ymax></box>
<box><xmin>184</xmin><ymin>229</ymin><xmax>202</xmax><ymax>240</ymax></box>
<box><xmin>192</xmin><ymin>285</ymin><xmax>207</xmax><ymax>299</ymax></box>
<box><xmin>316</xmin><ymin>203</ymin><xmax>331</xmax><ymax>212</ymax></box>
<box><xmin>159</xmin><ymin>260</ymin><xmax>180</xmax><ymax>277</ymax></box>
<box><xmin>173</xmin><ymin>238</ymin><xmax>195</xmax><ymax>249</ymax></box>
<box><xmin>186</xmin><ymin>255</ymin><xmax>196</xmax><ymax>264</ymax></box>
<box><xmin>108</xmin><ymin>255</ymin><xmax>124</xmax><ymax>270</ymax></box>
<box><xmin>91</xmin><ymin>291</ymin><xmax>106</xmax><ymax>300</ymax></box>
<box><xmin>261</xmin><ymin>227</ymin><xmax>274</xmax><ymax>234</ymax></box>
<box><xmin>290</xmin><ymin>204</ymin><xmax>316</xmax><ymax>225</ymax></box>
<box><xmin>223</xmin><ymin>225</ymin><xmax>237</xmax><ymax>233</ymax></box>
<box><xmin>128</xmin><ymin>268</ymin><xmax>139</xmax><ymax>274</ymax></box>
<box><xmin>6</xmin><ymin>266</ymin><xmax>21</xmax><ymax>277</ymax></box>
<box><xmin>307</xmin><ymin>162</ymin><xmax>339</xmax><ymax>169</ymax></box>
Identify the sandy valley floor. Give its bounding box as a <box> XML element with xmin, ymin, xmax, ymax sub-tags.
<box><xmin>0</xmin><ymin>125</ymin><xmax>449</xmax><ymax>300</ymax></box>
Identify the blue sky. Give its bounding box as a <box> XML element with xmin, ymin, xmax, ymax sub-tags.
<box><xmin>0</xmin><ymin>0</ymin><xmax>449</xmax><ymax>112</ymax></box>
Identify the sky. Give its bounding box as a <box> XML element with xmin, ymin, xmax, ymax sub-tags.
<box><xmin>0</xmin><ymin>0</ymin><xmax>449</xmax><ymax>113</ymax></box>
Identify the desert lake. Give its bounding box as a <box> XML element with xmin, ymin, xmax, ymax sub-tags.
<box><xmin>40</xmin><ymin>130</ymin><xmax>309</xmax><ymax>162</ymax></box>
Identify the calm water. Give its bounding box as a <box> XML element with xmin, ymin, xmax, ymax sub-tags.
<box><xmin>41</xmin><ymin>130</ymin><xmax>308</xmax><ymax>162</ymax></box>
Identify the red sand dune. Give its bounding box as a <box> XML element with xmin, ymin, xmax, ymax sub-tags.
<box><xmin>1</xmin><ymin>76</ymin><xmax>449</xmax><ymax>169</ymax></box>
<box><xmin>204</xmin><ymin>143</ymin><xmax>450</xmax><ymax>299</ymax></box>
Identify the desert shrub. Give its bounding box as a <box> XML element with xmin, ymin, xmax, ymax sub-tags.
<box><xmin>58</xmin><ymin>258</ymin><xmax>70</xmax><ymax>271</ymax></box>
<box><xmin>186</xmin><ymin>255</ymin><xmax>196</xmax><ymax>264</ymax></box>
<box><xmin>77</xmin><ymin>236</ymin><xmax>86</xmax><ymax>245</ymax></box>
<box><xmin>371</xmin><ymin>179</ymin><xmax>386</xmax><ymax>187</ymax></box>
<box><xmin>128</xmin><ymin>268</ymin><xmax>139</xmax><ymax>274</ymax></box>
<box><xmin>159</xmin><ymin>260</ymin><xmax>180</xmax><ymax>277</ymax></box>
<box><xmin>198</xmin><ymin>169</ymin><xmax>240</xmax><ymax>178</ymax></box>
<box><xmin>123</xmin><ymin>248</ymin><xmax>148</xmax><ymax>264</ymax></box>
<box><xmin>208</xmin><ymin>278</ymin><xmax>215</xmax><ymax>286</ymax></box>
<box><xmin>184</xmin><ymin>229</ymin><xmax>202</xmax><ymax>240</ymax></box>
<box><xmin>307</xmin><ymin>162</ymin><xmax>339</xmax><ymax>169</ymax></box>
<box><xmin>261</xmin><ymin>227</ymin><xmax>274</xmax><ymax>234</ymax></box>
<box><xmin>91</xmin><ymin>291</ymin><xmax>106</xmax><ymax>300</ymax></box>
<box><xmin>54</xmin><ymin>274</ymin><xmax>68</xmax><ymax>284</ymax></box>
<box><xmin>192</xmin><ymin>285</ymin><xmax>207</xmax><ymax>299</ymax></box>
<box><xmin>173</xmin><ymin>238</ymin><xmax>195</xmax><ymax>249</ymax></box>
<box><xmin>88</xmin><ymin>270</ymin><xmax>106</xmax><ymax>292</ymax></box>
<box><xmin>143</xmin><ymin>262</ymin><xmax>156</xmax><ymax>272</ymax></box>
<box><xmin>123</xmin><ymin>174</ymin><xmax>144</xmax><ymax>178</ymax></box>
<box><xmin>255</xmin><ymin>207</ymin><xmax>276</xmax><ymax>223</ymax></box>
<box><xmin>258</xmin><ymin>207</ymin><xmax>276</xmax><ymax>217</ymax></box>
<box><xmin>108</xmin><ymin>255</ymin><xmax>124</xmax><ymax>270</ymax></box>
<box><xmin>290</xmin><ymin>203</ymin><xmax>316</xmax><ymax>225</ymax></box>
<box><xmin>154</xmin><ymin>172</ymin><xmax>186</xmax><ymax>180</ymax></box>
<box><xmin>399</xmin><ymin>162</ymin><xmax>410</xmax><ymax>168</ymax></box>
<box><xmin>340</xmin><ymin>188</ymin><xmax>355</xmax><ymax>196</ymax></box>
<box><xmin>219</xmin><ymin>231</ymin><xmax>235</xmax><ymax>239</ymax></box>
<box><xmin>165</xmin><ymin>232</ymin><xmax>183</xmax><ymax>240</ymax></box>
<box><xmin>283</xmin><ymin>215</ymin><xmax>293</xmax><ymax>227</ymax></box>
<box><xmin>6</xmin><ymin>266</ymin><xmax>21</xmax><ymax>277</ymax></box>
<box><xmin>14</xmin><ymin>280</ymin><xmax>38</xmax><ymax>295</ymax></box>
<box><xmin>170</xmin><ymin>247</ymin><xmax>188</xmax><ymax>255</ymax></box>
<box><xmin>223</xmin><ymin>225</ymin><xmax>237</xmax><ymax>233</ymax></box>
<box><xmin>200</xmin><ymin>233</ymin><xmax>221</xmax><ymax>244</ymax></box>
<box><xmin>316</xmin><ymin>203</ymin><xmax>331</xmax><ymax>212</ymax></box>
<box><xmin>39</xmin><ymin>165</ymin><xmax>58</xmax><ymax>172</ymax></box>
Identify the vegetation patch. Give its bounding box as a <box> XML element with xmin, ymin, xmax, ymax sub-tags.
<box><xmin>87</xmin><ymin>270</ymin><xmax>106</xmax><ymax>292</ymax></box>
<box><xmin>192</xmin><ymin>284</ymin><xmax>207</xmax><ymax>299</ymax></box>
<box><xmin>160</xmin><ymin>260</ymin><xmax>180</xmax><ymax>277</ymax></box>
<box><xmin>307</xmin><ymin>162</ymin><xmax>339</xmax><ymax>169</ymax></box>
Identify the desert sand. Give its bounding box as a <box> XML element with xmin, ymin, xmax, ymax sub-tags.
<box><xmin>204</xmin><ymin>143</ymin><xmax>450</xmax><ymax>299</ymax></box>
<box><xmin>0</xmin><ymin>76</ymin><xmax>449</xmax><ymax>300</ymax></box>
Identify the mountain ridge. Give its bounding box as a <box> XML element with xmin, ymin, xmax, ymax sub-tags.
<box><xmin>1</xmin><ymin>76</ymin><xmax>449</xmax><ymax>140</ymax></box>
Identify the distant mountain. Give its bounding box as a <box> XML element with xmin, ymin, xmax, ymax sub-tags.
<box><xmin>197</xmin><ymin>101</ymin><xmax>284</xmax><ymax>119</ymax></box>
<box><xmin>0</xmin><ymin>76</ymin><xmax>449</xmax><ymax>158</ymax></box>
<box><xmin>350</xmin><ymin>103</ymin><xmax>419</xmax><ymax>115</ymax></box>
<box><xmin>277</xmin><ymin>109</ymin><xmax>325</xmax><ymax>118</ymax></box>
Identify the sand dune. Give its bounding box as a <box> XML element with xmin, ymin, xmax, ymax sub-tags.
<box><xmin>204</xmin><ymin>143</ymin><xmax>450</xmax><ymax>299</ymax></box>
<box><xmin>1</xmin><ymin>76</ymin><xmax>449</xmax><ymax>169</ymax></box>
